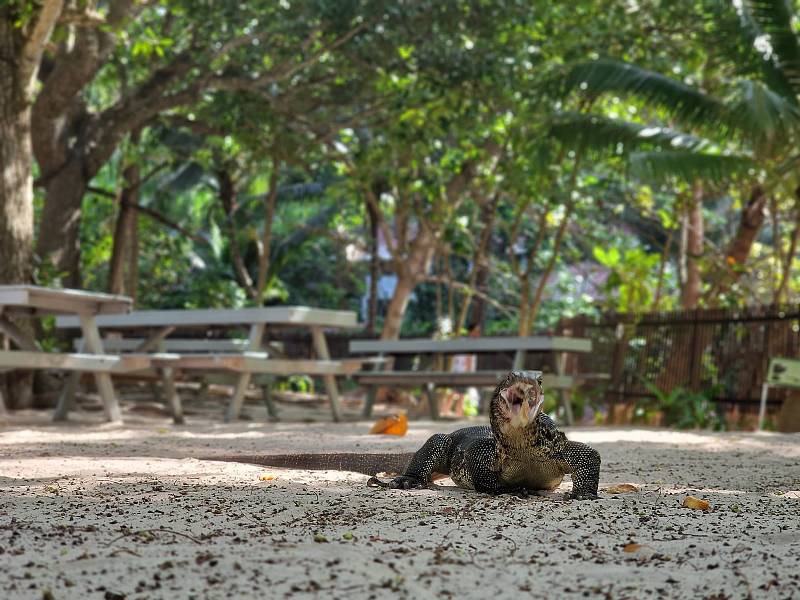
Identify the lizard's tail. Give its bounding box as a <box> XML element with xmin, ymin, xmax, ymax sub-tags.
<box><xmin>199</xmin><ymin>453</ymin><xmax>415</xmax><ymax>476</ymax></box>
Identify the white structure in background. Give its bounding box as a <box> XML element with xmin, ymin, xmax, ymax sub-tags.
<box><xmin>347</xmin><ymin>227</ymin><xmax>419</xmax><ymax>324</ymax></box>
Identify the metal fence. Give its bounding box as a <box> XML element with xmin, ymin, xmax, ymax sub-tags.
<box><xmin>563</xmin><ymin>305</ymin><xmax>800</xmax><ymax>413</ymax></box>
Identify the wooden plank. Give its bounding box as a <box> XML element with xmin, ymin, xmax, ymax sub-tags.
<box><xmin>0</xmin><ymin>351</ymin><xmax>150</xmax><ymax>372</ymax></box>
<box><xmin>55</xmin><ymin>306</ymin><xmax>358</xmax><ymax>330</ymax></box>
<box><xmin>77</xmin><ymin>337</ymin><xmax>253</xmax><ymax>353</ymax></box>
<box><xmin>0</xmin><ymin>285</ymin><xmax>131</xmax><ymax>315</ymax></box>
<box><xmin>349</xmin><ymin>336</ymin><xmax>592</xmax><ymax>355</ymax></box>
<box><xmin>354</xmin><ymin>370</ymin><xmax>574</xmax><ymax>389</ymax></box>
<box><xmin>159</xmin><ymin>353</ymin><xmax>366</xmax><ymax>375</ymax></box>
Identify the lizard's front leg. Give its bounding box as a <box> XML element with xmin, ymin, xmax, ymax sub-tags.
<box><xmin>562</xmin><ymin>440</ymin><xmax>601</xmax><ymax>500</ymax></box>
<box><xmin>389</xmin><ymin>433</ymin><xmax>454</xmax><ymax>489</ymax></box>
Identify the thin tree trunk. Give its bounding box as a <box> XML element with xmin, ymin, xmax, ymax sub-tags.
<box><xmin>527</xmin><ymin>201</ymin><xmax>575</xmax><ymax>331</ymax></box>
<box><xmin>127</xmin><ymin>210</ymin><xmax>139</xmax><ymax>304</ymax></box>
<box><xmin>682</xmin><ymin>183</ymin><xmax>703</xmax><ymax>309</ymax></box>
<box><xmin>455</xmin><ymin>194</ymin><xmax>499</xmax><ymax>333</ymax></box>
<box><xmin>108</xmin><ymin>163</ymin><xmax>140</xmax><ymax>295</ymax></box>
<box><xmin>775</xmin><ymin>190</ymin><xmax>800</xmax><ymax>304</ymax></box>
<box><xmin>217</xmin><ymin>168</ymin><xmax>256</xmax><ymax>298</ymax></box>
<box><xmin>652</xmin><ymin>225</ymin><xmax>675</xmax><ymax>311</ymax></box>
<box><xmin>705</xmin><ymin>184</ymin><xmax>768</xmax><ymax>303</ymax></box>
<box><xmin>380</xmin><ymin>227</ymin><xmax>438</xmax><ymax>340</ymax></box>
<box><xmin>381</xmin><ymin>274</ymin><xmax>417</xmax><ymax>340</ymax></box>
<box><xmin>366</xmin><ymin>196</ymin><xmax>380</xmax><ymax>335</ymax></box>
<box><xmin>255</xmin><ymin>168</ymin><xmax>279</xmax><ymax>303</ymax></box>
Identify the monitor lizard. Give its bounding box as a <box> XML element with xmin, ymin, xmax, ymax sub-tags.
<box><xmin>202</xmin><ymin>370</ymin><xmax>601</xmax><ymax>500</ymax></box>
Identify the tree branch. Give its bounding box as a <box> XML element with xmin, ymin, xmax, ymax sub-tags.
<box><xmin>20</xmin><ymin>0</ymin><xmax>65</xmax><ymax>96</ymax></box>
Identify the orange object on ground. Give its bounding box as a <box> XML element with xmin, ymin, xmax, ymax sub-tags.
<box><xmin>369</xmin><ymin>412</ymin><xmax>408</xmax><ymax>436</ymax></box>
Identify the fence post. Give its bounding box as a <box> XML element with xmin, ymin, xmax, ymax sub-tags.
<box><xmin>688</xmin><ymin>309</ymin><xmax>702</xmax><ymax>392</ymax></box>
<box><xmin>605</xmin><ymin>316</ymin><xmax>628</xmax><ymax>423</ymax></box>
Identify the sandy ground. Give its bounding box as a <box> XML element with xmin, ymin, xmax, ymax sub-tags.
<box><xmin>1</xmin><ymin>406</ymin><xmax>799</xmax><ymax>600</ymax></box>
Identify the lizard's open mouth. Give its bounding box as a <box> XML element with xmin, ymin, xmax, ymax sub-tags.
<box><xmin>500</xmin><ymin>380</ymin><xmax>542</xmax><ymax>422</ymax></box>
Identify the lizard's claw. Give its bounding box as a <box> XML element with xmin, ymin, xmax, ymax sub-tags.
<box><xmin>388</xmin><ymin>475</ymin><xmax>424</xmax><ymax>490</ymax></box>
<box><xmin>565</xmin><ymin>491</ymin><xmax>599</xmax><ymax>501</ymax></box>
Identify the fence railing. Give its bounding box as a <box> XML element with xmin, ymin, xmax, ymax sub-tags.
<box><xmin>561</xmin><ymin>305</ymin><xmax>800</xmax><ymax>412</ymax></box>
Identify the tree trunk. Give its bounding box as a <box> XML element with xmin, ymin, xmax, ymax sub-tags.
<box><xmin>775</xmin><ymin>190</ymin><xmax>800</xmax><ymax>304</ymax></box>
<box><xmin>0</xmin><ymin>77</ymin><xmax>35</xmax><ymax>287</ymax></box>
<box><xmin>381</xmin><ymin>274</ymin><xmax>415</xmax><ymax>340</ymax></box>
<box><xmin>1</xmin><ymin>3</ymin><xmax>63</xmax><ymax>409</ymax></box>
<box><xmin>255</xmin><ymin>169</ymin><xmax>279</xmax><ymax>304</ymax></box>
<box><xmin>127</xmin><ymin>209</ymin><xmax>140</xmax><ymax>304</ymax></box>
<box><xmin>108</xmin><ymin>164</ymin><xmax>140</xmax><ymax>295</ymax></box>
<box><xmin>366</xmin><ymin>197</ymin><xmax>380</xmax><ymax>335</ymax></box>
<box><xmin>727</xmin><ymin>184</ymin><xmax>767</xmax><ymax>267</ymax></box>
<box><xmin>0</xmin><ymin>60</ymin><xmax>36</xmax><ymax>411</ymax></box>
<box><xmin>217</xmin><ymin>169</ymin><xmax>256</xmax><ymax>298</ymax></box>
<box><xmin>681</xmin><ymin>183</ymin><xmax>703</xmax><ymax>309</ymax></box>
<box><xmin>35</xmin><ymin>158</ymin><xmax>88</xmax><ymax>288</ymax></box>
<box><xmin>379</xmin><ymin>227</ymin><xmax>438</xmax><ymax>340</ymax></box>
<box><xmin>705</xmin><ymin>184</ymin><xmax>768</xmax><ymax>303</ymax></box>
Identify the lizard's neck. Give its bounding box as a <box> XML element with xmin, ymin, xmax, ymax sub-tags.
<box><xmin>494</xmin><ymin>421</ymin><xmax>541</xmax><ymax>456</ymax></box>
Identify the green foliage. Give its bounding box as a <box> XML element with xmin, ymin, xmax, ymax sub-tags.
<box><xmin>593</xmin><ymin>246</ymin><xmax>663</xmax><ymax>312</ymax></box>
<box><xmin>638</xmin><ymin>380</ymin><xmax>725</xmax><ymax>430</ymax></box>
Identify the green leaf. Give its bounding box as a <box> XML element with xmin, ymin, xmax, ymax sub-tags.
<box><xmin>556</xmin><ymin>59</ymin><xmax>731</xmax><ymax>134</ymax></box>
<box><xmin>726</xmin><ymin>79</ymin><xmax>800</xmax><ymax>156</ymax></box>
<box><xmin>629</xmin><ymin>151</ymin><xmax>755</xmax><ymax>184</ymax></box>
<box><xmin>743</xmin><ymin>0</ymin><xmax>800</xmax><ymax>96</ymax></box>
<box><xmin>549</xmin><ymin>112</ymin><xmax>711</xmax><ymax>154</ymax></box>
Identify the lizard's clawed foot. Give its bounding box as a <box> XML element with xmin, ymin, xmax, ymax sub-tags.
<box><xmin>388</xmin><ymin>475</ymin><xmax>424</xmax><ymax>490</ymax></box>
<box><xmin>565</xmin><ymin>491</ymin><xmax>599</xmax><ymax>501</ymax></box>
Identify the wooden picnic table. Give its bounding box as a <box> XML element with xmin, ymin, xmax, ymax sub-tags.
<box><xmin>55</xmin><ymin>306</ymin><xmax>360</xmax><ymax>423</ymax></box>
<box><xmin>349</xmin><ymin>335</ymin><xmax>595</xmax><ymax>423</ymax></box>
<box><xmin>0</xmin><ymin>285</ymin><xmax>134</xmax><ymax>422</ymax></box>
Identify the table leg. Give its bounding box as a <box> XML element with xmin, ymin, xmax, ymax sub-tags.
<box><xmin>225</xmin><ymin>323</ymin><xmax>265</xmax><ymax>422</ymax></box>
<box><xmin>512</xmin><ymin>349</ymin><xmax>525</xmax><ymax>371</ymax></box>
<box><xmin>0</xmin><ymin>316</ymin><xmax>39</xmax><ymax>351</ymax></box>
<box><xmin>260</xmin><ymin>377</ymin><xmax>279</xmax><ymax>420</ymax></box>
<box><xmin>310</xmin><ymin>326</ymin><xmax>342</xmax><ymax>422</ymax></box>
<box><xmin>157</xmin><ymin>339</ymin><xmax>184</xmax><ymax>425</ymax></box>
<box><xmin>361</xmin><ymin>352</ymin><xmax>384</xmax><ymax>418</ymax></box>
<box><xmin>362</xmin><ymin>386</ymin><xmax>377</xmax><ymax>418</ymax></box>
<box><xmin>425</xmin><ymin>382</ymin><xmax>440</xmax><ymax>420</ymax></box>
<box><xmin>758</xmin><ymin>383</ymin><xmax>769</xmax><ymax>431</ymax></box>
<box><xmin>79</xmin><ymin>314</ymin><xmax>122</xmax><ymax>423</ymax></box>
<box><xmin>556</xmin><ymin>351</ymin><xmax>575</xmax><ymax>425</ymax></box>
<box><xmin>135</xmin><ymin>326</ymin><xmax>176</xmax><ymax>352</ymax></box>
<box><xmin>53</xmin><ymin>338</ymin><xmax>84</xmax><ymax>422</ymax></box>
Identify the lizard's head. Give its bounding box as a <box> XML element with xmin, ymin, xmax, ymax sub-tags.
<box><xmin>490</xmin><ymin>370</ymin><xmax>544</xmax><ymax>434</ymax></box>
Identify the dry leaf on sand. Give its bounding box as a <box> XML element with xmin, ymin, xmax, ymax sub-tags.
<box><xmin>259</xmin><ymin>474</ymin><xmax>278</xmax><ymax>481</ymax></box>
<box><xmin>369</xmin><ymin>413</ymin><xmax>408</xmax><ymax>436</ymax></box>
<box><xmin>682</xmin><ymin>495</ymin><xmax>710</xmax><ymax>511</ymax></box>
<box><xmin>606</xmin><ymin>484</ymin><xmax>639</xmax><ymax>494</ymax></box>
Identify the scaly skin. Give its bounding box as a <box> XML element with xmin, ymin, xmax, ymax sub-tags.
<box><xmin>388</xmin><ymin>370</ymin><xmax>601</xmax><ymax>499</ymax></box>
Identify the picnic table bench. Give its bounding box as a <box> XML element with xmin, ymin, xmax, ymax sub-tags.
<box><xmin>0</xmin><ymin>285</ymin><xmax>135</xmax><ymax>422</ymax></box>
<box><xmin>349</xmin><ymin>335</ymin><xmax>596</xmax><ymax>423</ymax></box>
<box><xmin>56</xmin><ymin>306</ymin><xmax>363</xmax><ymax>423</ymax></box>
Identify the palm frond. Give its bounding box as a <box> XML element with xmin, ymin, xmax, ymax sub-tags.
<box><xmin>743</xmin><ymin>0</ymin><xmax>800</xmax><ymax>97</ymax></box>
<box><xmin>733</xmin><ymin>1</ymin><xmax>798</xmax><ymax>100</ymax></box>
<box><xmin>557</xmin><ymin>59</ymin><xmax>730</xmax><ymax>132</ymax></box>
<box><xmin>726</xmin><ymin>79</ymin><xmax>800</xmax><ymax>156</ymax></box>
<box><xmin>548</xmin><ymin>112</ymin><xmax>711</xmax><ymax>154</ymax></box>
<box><xmin>629</xmin><ymin>151</ymin><xmax>755</xmax><ymax>184</ymax></box>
